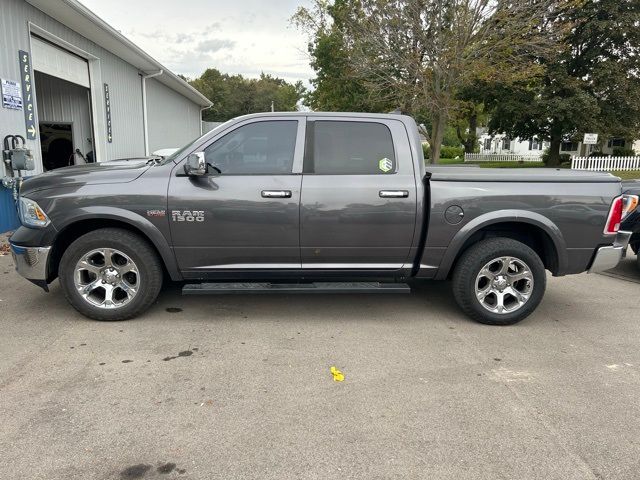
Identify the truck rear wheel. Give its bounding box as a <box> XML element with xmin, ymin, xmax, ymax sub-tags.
<box><xmin>58</xmin><ymin>228</ymin><xmax>163</xmax><ymax>321</ymax></box>
<box><xmin>452</xmin><ymin>238</ymin><xmax>546</xmax><ymax>325</ymax></box>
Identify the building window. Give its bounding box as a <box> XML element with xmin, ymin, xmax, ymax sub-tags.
<box><xmin>530</xmin><ymin>138</ymin><xmax>542</xmax><ymax>150</ymax></box>
<box><xmin>502</xmin><ymin>138</ymin><xmax>511</xmax><ymax>150</ymax></box>
<box><xmin>561</xmin><ymin>141</ymin><xmax>578</xmax><ymax>151</ymax></box>
<box><xmin>607</xmin><ymin>138</ymin><xmax>626</xmax><ymax>148</ymax></box>
<box><xmin>484</xmin><ymin>138</ymin><xmax>492</xmax><ymax>150</ymax></box>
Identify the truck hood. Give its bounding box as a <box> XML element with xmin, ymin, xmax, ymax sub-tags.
<box><xmin>20</xmin><ymin>158</ymin><xmax>153</xmax><ymax>196</ymax></box>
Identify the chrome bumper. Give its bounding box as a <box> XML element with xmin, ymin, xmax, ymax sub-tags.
<box><xmin>10</xmin><ymin>243</ymin><xmax>51</xmax><ymax>286</ymax></box>
<box><xmin>588</xmin><ymin>231</ymin><xmax>632</xmax><ymax>273</ymax></box>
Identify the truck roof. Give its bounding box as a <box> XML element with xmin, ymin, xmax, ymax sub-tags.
<box><xmin>233</xmin><ymin>111</ymin><xmax>416</xmax><ymax>121</ymax></box>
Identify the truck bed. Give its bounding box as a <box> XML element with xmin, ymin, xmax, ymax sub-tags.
<box><xmin>427</xmin><ymin>166</ymin><xmax>620</xmax><ymax>183</ymax></box>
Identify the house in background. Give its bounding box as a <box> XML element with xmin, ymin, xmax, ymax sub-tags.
<box><xmin>478</xmin><ymin>129</ymin><xmax>639</xmax><ymax>157</ymax></box>
<box><xmin>549</xmin><ymin>137</ymin><xmax>638</xmax><ymax>157</ymax></box>
<box><xmin>478</xmin><ymin>132</ymin><xmax>548</xmax><ymax>157</ymax></box>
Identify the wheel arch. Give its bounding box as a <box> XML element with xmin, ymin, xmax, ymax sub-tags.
<box><xmin>435</xmin><ymin>210</ymin><xmax>567</xmax><ymax>280</ymax></box>
<box><xmin>48</xmin><ymin>208</ymin><xmax>182</xmax><ymax>282</ymax></box>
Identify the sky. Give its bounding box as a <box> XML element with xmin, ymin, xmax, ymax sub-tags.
<box><xmin>77</xmin><ymin>0</ymin><xmax>315</xmax><ymax>84</ymax></box>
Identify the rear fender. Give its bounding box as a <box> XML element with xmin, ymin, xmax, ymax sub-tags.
<box><xmin>434</xmin><ymin>210</ymin><xmax>567</xmax><ymax>280</ymax></box>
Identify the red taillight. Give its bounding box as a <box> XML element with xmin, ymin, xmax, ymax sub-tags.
<box><xmin>604</xmin><ymin>196</ymin><xmax>623</xmax><ymax>235</ymax></box>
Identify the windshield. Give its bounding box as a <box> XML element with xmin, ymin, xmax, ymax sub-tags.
<box><xmin>161</xmin><ymin>119</ymin><xmax>236</xmax><ymax>165</ymax></box>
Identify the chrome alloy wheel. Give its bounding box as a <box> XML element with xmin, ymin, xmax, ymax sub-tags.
<box><xmin>73</xmin><ymin>248</ymin><xmax>140</xmax><ymax>309</ymax></box>
<box><xmin>475</xmin><ymin>256</ymin><xmax>534</xmax><ymax>314</ymax></box>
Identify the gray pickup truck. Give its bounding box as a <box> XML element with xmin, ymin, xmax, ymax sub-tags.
<box><xmin>9</xmin><ymin>113</ymin><xmax>632</xmax><ymax>325</ymax></box>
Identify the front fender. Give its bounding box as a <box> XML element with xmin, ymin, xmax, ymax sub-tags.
<box><xmin>53</xmin><ymin>206</ymin><xmax>182</xmax><ymax>281</ymax></box>
<box><xmin>434</xmin><ymin>209</ymin><xmax>567</xmax><ymax>280</ymax></box>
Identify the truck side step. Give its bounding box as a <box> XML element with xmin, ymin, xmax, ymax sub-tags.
<box><xmin>182</xmin><ymin>282</ymin><xmax>411</xmax><ymax>295</ymax></box>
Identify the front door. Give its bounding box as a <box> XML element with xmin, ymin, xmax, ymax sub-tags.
<box><xmin>300</xmin><ymin>118</ymin><xmax>418</xmax><ymax>270</ymax></box>
<box><xmin>168</xmin><ymin>118</ymin><xmax>304</xmax><ymax>275</ymax></box>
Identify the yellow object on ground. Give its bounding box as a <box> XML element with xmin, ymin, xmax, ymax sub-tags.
<box><xmin>330</xmin><ymin>366</ymin><xmax>345</xmax><ymax>382</ymax></box>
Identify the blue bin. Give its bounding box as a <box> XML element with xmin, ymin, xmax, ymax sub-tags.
<box><xmin>0</xmin><ymin>185</ymin><xmax>20</xmax><ymax>234</ymax></box>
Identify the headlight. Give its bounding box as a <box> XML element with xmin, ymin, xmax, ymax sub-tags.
<box><xmin>18</xmin><ymin>197</ymin><xmax>51</xmax><ymax>228</ymax></box>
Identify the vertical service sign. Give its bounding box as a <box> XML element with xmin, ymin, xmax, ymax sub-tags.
<box><xmin>18</xmin><ymin>50</ymin><xmax>37</xmax><ymax>140</ymax></box>
<box><xmin>104</xmin><ymin>83</ymin><xmax>113</xmax><ymax>143</ymax></box>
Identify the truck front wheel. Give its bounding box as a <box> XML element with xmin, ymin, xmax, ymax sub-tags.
<box><xmin>452</xmin><ymin>238</ymin><xmax>546</xmax><ymax>325</ymax></box>
<box><xmin>58</xmin><ymin>228</ymin><xmax>163</xmax><ymax>321</ymax></box>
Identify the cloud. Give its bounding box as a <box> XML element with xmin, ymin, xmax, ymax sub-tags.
<box><xmin>78</xmin><ymin>0</ymin><xmax>315</xmax><ymax>84</ymax></box>
<box><xmin>174</xmin><ymin>33</ymin><xmax>195</xmax><ymax>44</ymax></box>
<box><xmin>196</xmin><ymin>38</ymin><xmax>235</xmax><ymax>54</ymax></box>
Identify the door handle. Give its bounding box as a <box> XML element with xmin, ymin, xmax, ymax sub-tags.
<box><xmin>261</xmin><ymin>190</ymin><xmax>292</xmax><ymax>198</ymax></box>
<box><xmin>379</xmin><ymin>190</ymin><xmax>409</xmax><ymax>198</ymax></box>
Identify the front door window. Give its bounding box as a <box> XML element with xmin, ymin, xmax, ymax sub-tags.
<box><xmin>204</xmin><ymin>120</ymin><xmax>297</xmax><ymax>175</ymax></box>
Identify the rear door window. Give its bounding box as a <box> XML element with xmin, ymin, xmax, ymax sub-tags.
<box><xmin>305</xmin><ymin>121</ymin><xmax>396</xmax><ymax>174</ymax></box>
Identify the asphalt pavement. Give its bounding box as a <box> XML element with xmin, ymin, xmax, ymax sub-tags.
<box><xmin>0</xmin><ymin>252</ymin><xmax>639</xmax><ymax>480</ymax></box>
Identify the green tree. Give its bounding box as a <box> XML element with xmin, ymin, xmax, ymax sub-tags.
<box><xmin>451</xmin><ymin>96</ymin><xmax>486</xmax><ymax>154</ymax></box>
<box><xmin>487</xmin><ymin>0</ymin><xmax>640</xmax><ymax>166</ymax></box>
<box><xmin>189</xmin><ymin>68</ymin><xmax>305</xmax><ymax>122</ymax></box>
<box><xmin>294</xmin><ymin>0</ymin><xmax>561</xmax><ymax>163</ymax></box>
<box><xmin>292</xmin><ymin>0</ymin><xmax>393</xmax><ymax>112</ymax></box>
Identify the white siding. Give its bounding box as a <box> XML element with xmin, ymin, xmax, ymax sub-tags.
<box><xmin>146</xmin><ymin>77</ymin><xmax>201</xmax><ymax>152</ymax></box>
<box><xmin>0</xmin><ymin>0</ymin><xmax>148</xmax><ymax>175</ymax></box>
<box><xmin>478</xmin><ymin>134</ymin><xmax>548</xmax><ymax>155</ymax></box>
<box><xmin>0</xmin><ymin>0</ymin><xmax>39</xmax><ymax>175</ymax></box>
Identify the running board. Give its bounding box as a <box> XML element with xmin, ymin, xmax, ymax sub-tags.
<box><xmin>182</xmin><ymin>282</ymin><xmax>411</xmax><ymax>295</ymax></box>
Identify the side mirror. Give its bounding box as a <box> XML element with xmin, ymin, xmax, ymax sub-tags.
<box><xmin>184</xmin><ymin>152</ymin><xmax>207</xmax><ymax>176</ymax></box>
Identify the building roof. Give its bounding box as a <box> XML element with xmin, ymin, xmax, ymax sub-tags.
<box><xmin>25</xmin><ymin>0</ymin><xmax>213</xmax><ymax>107</ymax></box>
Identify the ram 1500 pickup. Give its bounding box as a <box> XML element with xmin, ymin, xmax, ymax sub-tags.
<box><xmin>9</xmin><ymin>113</ymin><xmax>632</xmax><ymax>325</ymax></box>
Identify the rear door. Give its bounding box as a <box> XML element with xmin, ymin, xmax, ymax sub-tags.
<box><xmin>300</xmin><ymin>117</ymin><xmax>418</xmax><ymax>270</ymax></box>
<box><xmin>168</xmin><ymin>117</ymin><xmax>304</xmax><ymax>275</ymax></box>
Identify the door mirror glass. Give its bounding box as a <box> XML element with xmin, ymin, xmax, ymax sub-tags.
<box><xmin>184</xmin><ymin>152</ymin><xmax>207</xmax><ymax>176</ymax></box>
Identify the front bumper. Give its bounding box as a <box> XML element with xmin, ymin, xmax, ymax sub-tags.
<box><xmin>588</xmin><ymin>231</ymin><xmax>632</xmax><ymax>273</ymax></box>
<box><xmin>10</xmin><ymin>243</ymin><xmax>52</xmax><ymax>291</ymax></box>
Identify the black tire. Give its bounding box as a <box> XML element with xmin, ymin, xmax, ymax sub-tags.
<box><xmin>452</xmin><ymin>238</ymin><xmax>546</xmax><ymax>325</ymax></box>
<box><xmin>58</xmin><ymin>228</ymin><xmax>163</xmax><ymax>321</ymax></box>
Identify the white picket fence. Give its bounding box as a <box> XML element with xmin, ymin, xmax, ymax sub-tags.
<box><xmin>571</xmin><ymin>156</ymin><xmax>640</xmax><ymax>171</ymax></box>
<box><xmin>464</xmin><ymin>153</ymin><xmax>543</xmax><ymax>162</ymax></box>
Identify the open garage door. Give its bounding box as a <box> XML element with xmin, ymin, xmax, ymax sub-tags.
<box><xmin>31</xmin><ymin>36</ymin><xmax>90</xmax><ymax>88</ymax></box>
<box><xmin>31</xmin><ymin>36</ymin><xmax>94</xmax><ymax>170</ymax></box>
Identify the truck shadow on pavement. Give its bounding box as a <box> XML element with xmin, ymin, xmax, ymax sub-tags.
<box><xmin>599</xmin><ymin>252</ymin><xmax>640</xmax><ymax>284</ymax></box>
<box><xmin>14</xmin><ymin>275</ymin><xmax>587</xmax><ymax>328</ymax></box>
<box><xmin>6</xmin><ymin>254</ymin><xmax>628</xmax><ymax>328</ymax></box>
<box><xmin>148</xmin><ymin>279</ymin><xmax>464</xmax><ymax>327</ymax></box>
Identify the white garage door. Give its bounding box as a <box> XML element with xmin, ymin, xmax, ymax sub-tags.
<box><xmin>31</xmin><ymin>36</ymin><xmax>90</xmax><ymax>88</ymax></box>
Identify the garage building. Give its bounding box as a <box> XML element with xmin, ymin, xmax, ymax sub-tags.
<box><xmin>0</xmin><ymin>0</ymin><xmax>212</xmax><ymax>231</ymax></box>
